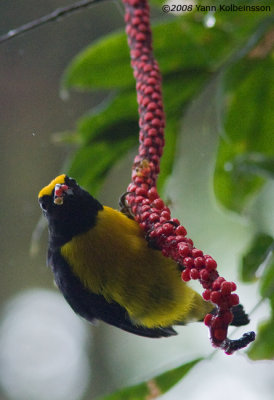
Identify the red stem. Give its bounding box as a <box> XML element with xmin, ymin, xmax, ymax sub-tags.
<box><xmin>122</xmin><ymin>0</ymin><xmax>255</xmax><ymax>354</ymax></box>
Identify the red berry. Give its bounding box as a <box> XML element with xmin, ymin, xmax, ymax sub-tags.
<box><xmin>230</xmin><ymin>282</ymin><xmax>237</xmax><ymax>292</ymax></box>
<box><xmin>148</xmin><ymin>146</ymin><xmax>157</xmax><ymax>155</ymax></box>
<box><xmin>151</xmin><ymin>118</ymin><xmax>162</xmax><ymax>127</ymax></box>
<box><xmin>125</xmin><ymin>11</ymin><xmax>130</xmax><ymax>22</ymax></box>
<box><xmin>194</xmin><ymin>257</ymin><xmax>204</xmax><ymax>269</ymax></box>
<box><xmin>186</xmin><ymin>238</ymin><xmax>193</xmax><ymax>247</ymax></box>
<box><xmin>135</xmin><ymin>187</ymin><xmax>148</xmax><ymax>196</ymax></box>
<box><xmin>190</xmin><ymin>268</ymin><xmax>199</xmax><ymax>280</ymax></box>
<box><xmin>229</xmin><ymin>293</ymin><xmax>239</xmax><ymax>307</ymax></box>
<box><xmin>144</xmin><ymin>86</ymin><xmax>153</xmax><ymax>95</ymax></box>
<box><xmin>147</xmin><ymin>77</ymin><xmax>157</xmax><ymax>86</ymax></box>
<box><xmin>131</xmin><ymin>16</ymin><xmax>141</xmax><ymax>26</ymax></box>
<box><xmin>200</xmin><ymin>269</ymin><xmax>209</xmax><ymax>281</ymax></box>
<box><xmin>155</xmin><ymin>226</ymin><xmax>164</xmax><ymax>236</ymax></box>
<box><xmin>221</xmin><ymin>281</ymin><xmax>232</xmax><ymax>295</ymax></box>
<box><xmin>162</xmin><ymin>223</ymin><xmax>174</xmax><ymax>235</ymax></box>
<box><xmin>170</xmin><ymin>218</ymin><xmax>180</xmax><ymax>226</ymax></box>
<box><xmin>149</xmin><ymin>230</ymin><xmax>157</xmax><ymax>238</ymax></box>
<box><xmin>204</xmin><ymin>313</ymin><xmax>213</xmax><ymax>326</ymax></box>
<box><xmin>192</xmin><ymin>249</ymin><xmax>203</xmax><ymax>258</ymax></box>
<box><xmin>212</xmin><ymin>277</ymin><xmax>225</xmax><ymax>290</ymax></box>
<box><xmin>127</xmin><ymin>183</ymin><xmax>136</xmax><ymax>192</ymax></box>
<box><xmin>151</xmin><ymin>155</ymin><xmax>160</xmax><ymax>164</ymax></box>
<box><xmin>152</xmin><ymin>93</ymin><xmax>160</xmax><ymax>100</ymax></box>
<box><xmin>143</xmin><ymin>138</ymin><xmax>152</xmax><ymax>147</ymax></box>
<box><xmin>153</xmin><ymin>198</ymin><xmax>164</xmax><ymax>210</ymax></box>
<box><xmin>183</xmin><ymin>257</ymin><xmax>194</xmax><ymax>268</ymax></box>
<box><xmin>144</xmin><ymin>112</ymin><xmax>154</xmax><ymax>121</ymax></box>
<box><xmin>205</xmin><ymin>258</ymin><xmax>217</xmax><ymax>271</ymax></box>
<box><xmin>136</xmin><ymin>32</ymin><xmax>146</xmax><ymax>42</ymax></box>
<box><xmin>148</xmin><ymin>187</ymin><xmax>158</xmax><ymax>201</ymax></box>
<box><xmin>143</xmin><ymin>64</ymin><xmax>152</xmax><ymax>72</ymax></box>
<box><xmin>202</xmin><ymin>289</ymin><xmax>211</xmax><ymax>301</ymax></box>
<box><xmin>161</xmin><ymin>210</ymin><xmax>170</xmax><ymax>220</ymax></box>
<box><xmin>181</xmin><ymin>269</ymin><xmax>191</xmax><ymax>282</ymax></box>
<box><xmin>133</xmin><ymin>8</ymin><xmax>142</xmax><ymax>16</ymax></box>
<box><xmin>147</xmin><ymin>102</ymin><xmax>157</xmax><ymax>111</ymax></box>
<box><xmin>210</xmin><ymin>291</ymin><xmax>222</xmax><ymax>305</ymax></box>
<box><xmin>178</xmin><ymin>243</ymin><xmax>190</xmax><ymax>257</ymax></box>
<box><xmin>155</xmin><ymin>109</ymin><xmax>163</xmax><ymax>118</ymax></box>
<box><xmin>141</xmin><ymin>212</ymin><xmax>150</xmax><ymax>221</ymax></box>
<box><xmin>142</xmin><ymin>97</ymin><xmax>150</xmax><ymax>107</ymax></box>
<box><xmin>138</xmin><ymin>23</ymin><xmax>148</xmax><ymax>33</ymax></box>
<box><xmin>165</xmin><ymin>236</ymin><xmax>176</xmax><ymax>245</ymax></box>
<box><xmin>149</xmin><ymin>213</ymin><xmax>159</xmax><ymax>222</ymax></box>
<box><xmin>55</xmin><ymin>189</ymin><xmax>63</xmax><ymax>197</ymax></box>
<box><xmin>135</xmin><ymin>195</ymin><xmax>144</xmax><ymax>203</ymax></box>
<box><xmin>175</xmin><ymin>236</ymin><xmax>186</xmax><ymax>244</ymax></box>
<box><xmin>148</xmin><ymin>128</ymin><xmax>157</xmax><ymax>136</ymax></box>
<box><xmin>175</xmin><ymin>225</ymin><xmax>187</xmax><ymax>236</ymax></box>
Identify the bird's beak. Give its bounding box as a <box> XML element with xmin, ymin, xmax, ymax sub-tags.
<box><xmin>54</xmin><ymin>184</ymin><xmax>73</xmax><ymax>205</ymax></box>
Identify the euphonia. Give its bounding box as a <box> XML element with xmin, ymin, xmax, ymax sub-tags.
<box><xmin>38</xmin><ymin>175</ymin><xmax>248</xmax><ymax>337</ymax></box>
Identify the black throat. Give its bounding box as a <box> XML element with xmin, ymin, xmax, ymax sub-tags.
<box><xmin>47</xmin><ymin>192</ymin><xmax>103</xmax><ymax>249</ymax></box>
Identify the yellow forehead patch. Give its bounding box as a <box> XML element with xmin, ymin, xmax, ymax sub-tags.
<box><xmin>38</xmin><ymin>174</ymin><xmax>66</xmax><ymax>198</ymax></box>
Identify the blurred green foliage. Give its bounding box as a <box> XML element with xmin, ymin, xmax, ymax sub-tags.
<box><xmin>240</xmin><ymin>233</ymin><xmax>274</xmax><ymax>360</ymax></box>
<box><xmin>98</xmin><ymin>358</ymin><xmax>202</xmax><ymax>400</ymax></box>
<box><xmin>52</xmin><ymin>0</ymin><xmax>274</xmax><ymax>396</ymax></box>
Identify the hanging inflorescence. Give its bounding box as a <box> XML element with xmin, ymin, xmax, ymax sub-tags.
<box><xmin>123</xmin><ymin>0</ymin><xmax>255</xmax><ymax>354</ymax></box>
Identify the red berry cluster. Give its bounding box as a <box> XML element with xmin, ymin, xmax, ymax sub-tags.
<box><xmin>124</xmin><ymin>0</ymin><xmax>165</xmax><ymax>188</ymax></box>
<box><xmin>122</xmin><ymin>0</ymin><xmax>255</xmax><ymax>353</ymax></box>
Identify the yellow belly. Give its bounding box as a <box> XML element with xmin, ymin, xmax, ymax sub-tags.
<box><xmin>61</xmin><ymin>206</ymin><xmax>212</xmax><ymax>327</ymax></box>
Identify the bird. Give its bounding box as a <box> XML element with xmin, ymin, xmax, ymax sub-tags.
<box><xmin>38</xmin><ymin>174</ymin><xmax>249</xmax><ymax>338</ymax></box>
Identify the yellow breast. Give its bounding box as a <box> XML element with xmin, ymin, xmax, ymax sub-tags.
<box><xmin>61</xmin><ymin>206</ymin><xmax>212</xmax><ymax>327</ymax></box>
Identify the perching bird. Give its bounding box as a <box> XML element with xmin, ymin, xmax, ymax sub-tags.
<box><xmin>38</xmin><ymin>174</ymin><xmax>249</xmax><ymax>338</ymax></box>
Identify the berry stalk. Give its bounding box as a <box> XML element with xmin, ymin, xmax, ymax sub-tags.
<box><xmin>122</xmin><ymin>0</ymin><xmax>255</xmax><ymax>353</ymax></box>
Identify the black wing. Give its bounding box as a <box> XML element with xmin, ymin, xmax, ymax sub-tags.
<box><xmin>48</xmin><ymin>249</ymin><xmax>177</xmax><ymax>338</ymax></box>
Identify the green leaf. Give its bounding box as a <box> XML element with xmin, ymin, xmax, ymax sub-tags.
<box><xmin>260</xmin><ymin>250</ymin><xmax>274</xmax><ymax>299</ymax></box>
<box><xmin>232</xmin><ymin>153</ymin><xmax>274</xmax><ymax>180</ymax></box>
<box><xmin>98</xmin><ymin>358</ymin><xmax>203</xmax><ymax>400</ymax></box>
<box><xmin>248</xmin><ymin>317</ymin><xmax>274</xmax><ymax>360</ymax></box>
<box><xmin>241</xmin><ymin>233</ymin><xmax>274</xmax><ymax>282</ymax></box>
<box><xmin>68</xmin><ymin>137</ymin><xmax>136</xmax><ymax>195</ymax></box>
<box><xmin>63</xmin><ymin>19</ymin><xmax>236</xmax><ymax>90</ymax></box>
<box><xmin>248</xmin><ymin>296</ymin><xmax>274</xmax><ymax>360</ymax></box>
<box><xmin>214</xmin><ymin>47</ymin><xmax>274</xmax><ymax>213</ymax></box>
<box><xmin>72</xmin><ymin>69</ymin><xmax>210</xmax><ymax>192</ymax></box>
<box><xmin>77</xmin><ymin>91</ymin><xmax>138</xmax><ymax>143</ymax></box>
<box><xmin>63</xmin><ymin>32</ymin><xmax>132</xmax><ymax>89</ymax></box>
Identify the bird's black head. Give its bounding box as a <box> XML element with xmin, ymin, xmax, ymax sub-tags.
<box><xmin>38</xmin><ymin>174</ymin><xmax>103</xmax><ymax>247</ymax></box>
